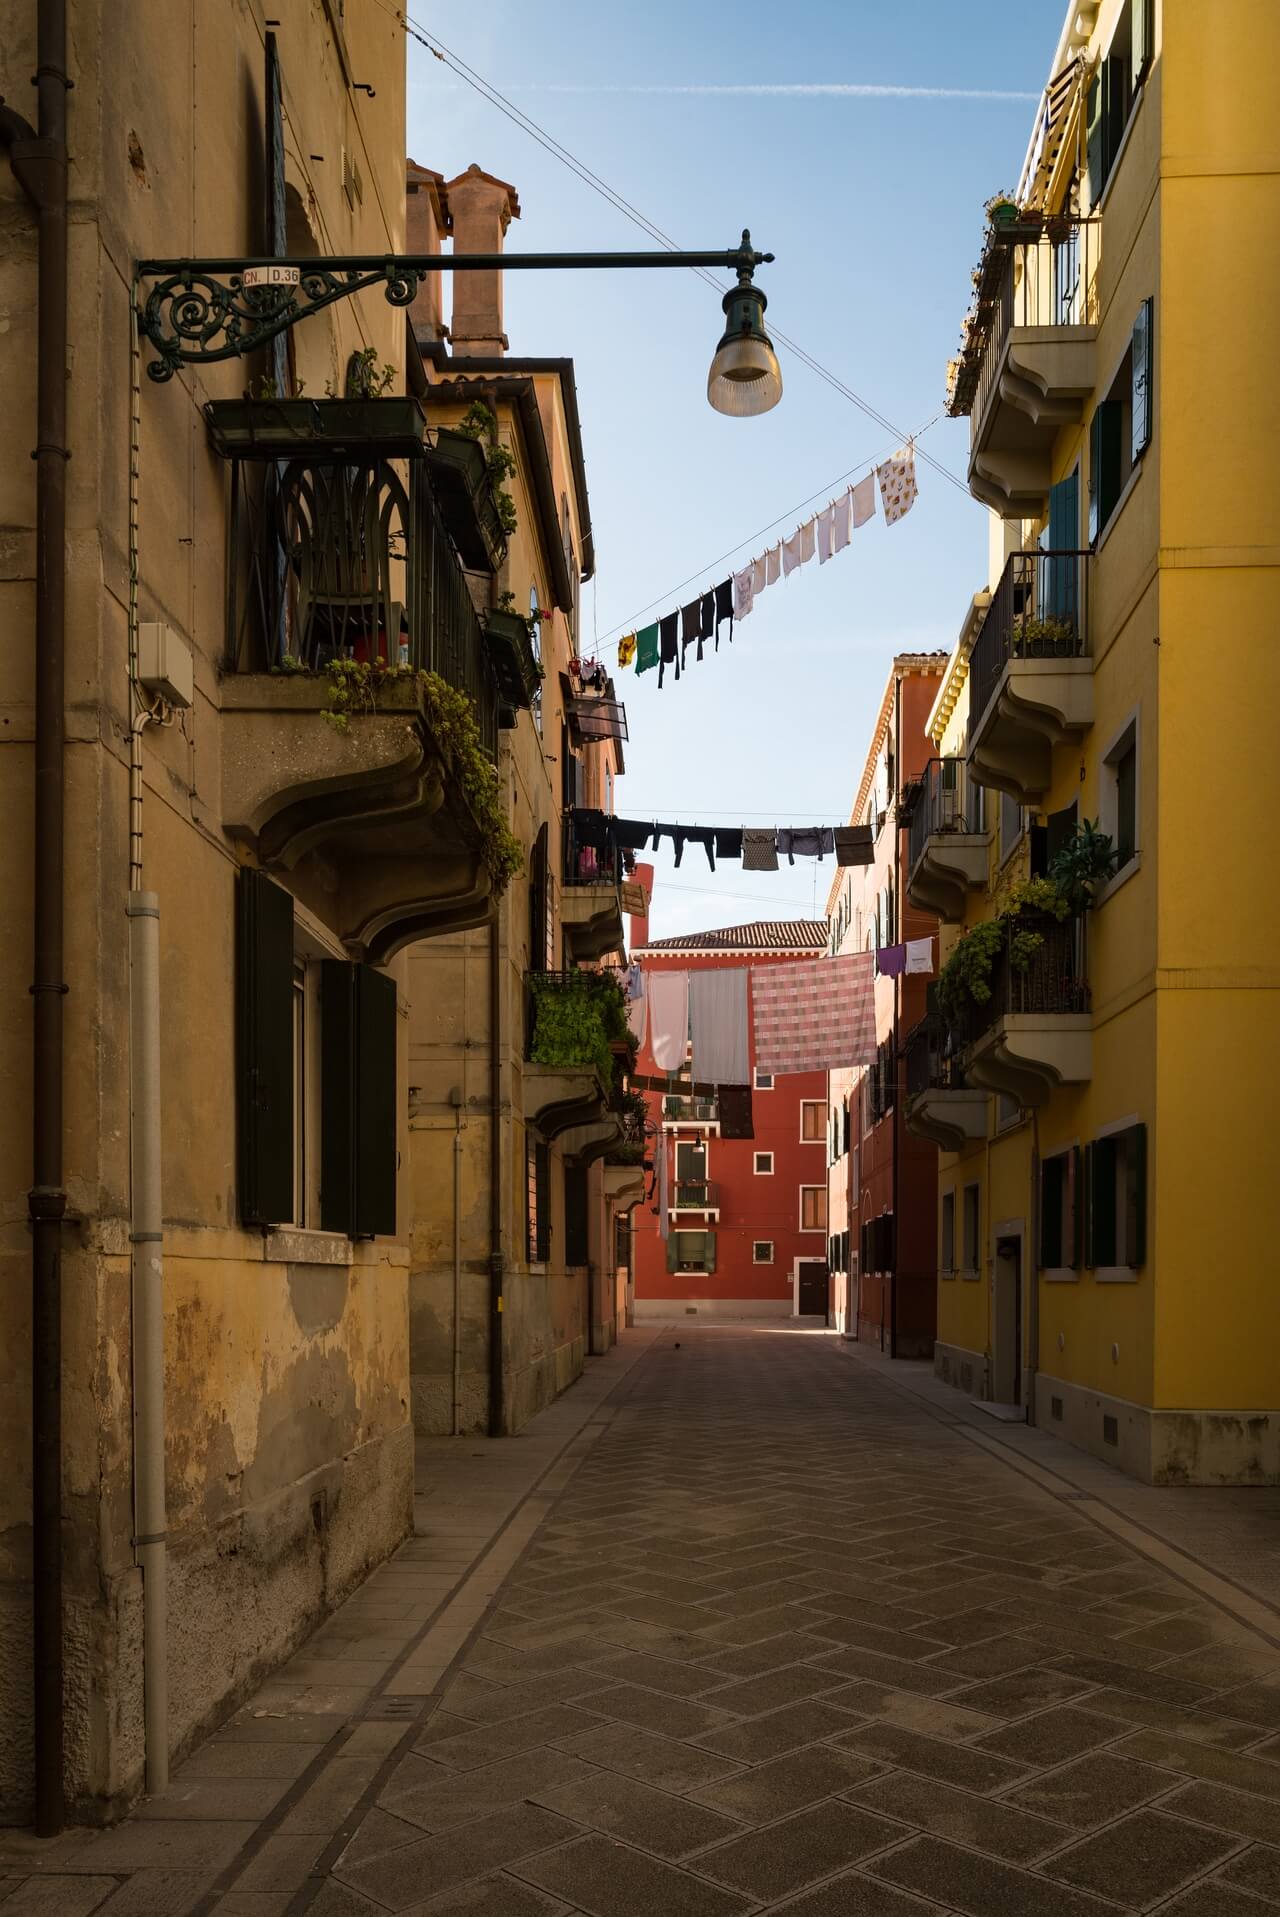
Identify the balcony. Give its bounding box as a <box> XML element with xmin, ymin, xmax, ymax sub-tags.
<box><xmin>671</xmin><ymin>1179</ymin><xmax>720</xmax><ymax>1218</ymax></box>
<box><xmin>904</xmin><ymin>759</ymin><xmax>988</xmax><ymax>922</ymax></box>
<box><xmin>966</xmin><ymin>550</ymin><xmax>1093</xmax><ymax>806</ymax></box>
<box><xmin>663</xmin><ymin>1096</ymin><xmax>719</xmax><ymax>1128</ymax></box>
<box><xmin>960</xmin><ymin>915</ymin><xmax>1092</xmax><ymax>1107</ymax></box>
<box><xmin>561</xmin><ymin>811</ymin><xmax>626</xmax><ymax>963</ymax></box>
<box><xmin>959</xmin><ymin>219</ymin><xmax>1100</xmax><ymax>516</ymax></box>
<box><xmin>523</xmin><ymin>971</ymin><xmax>629</xmax><ymax>1139</ymax></box>
<box><xmin>213</xmin><ymin>406</ymin><xmax>502</xmax><ymax>957</ymax></box>
<box><xmin>603</xmin><ymin>1161</ymin><xmax>647</xmax><ymax>1209</ymax></box>
<box><xmin>903</xmin><ymin>1018</ymin><xmax>987</xmax><ymax>1154</ymax></box>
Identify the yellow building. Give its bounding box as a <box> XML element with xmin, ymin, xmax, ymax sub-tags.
<box><xmin>912</xmin><ymin>0</ymin><xmax>1280</xmax><ymax>1483</ymax></box>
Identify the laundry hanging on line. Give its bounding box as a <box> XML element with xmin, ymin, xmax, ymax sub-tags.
<box><xmin>615</xmin><ymin>446</ymin><xmax>918</xmax><ymax>687</ymax></box>
<box><xmin>569</xmin><ymin>809</ymin><xmax>876</xmax><ymax>872</ymax></box>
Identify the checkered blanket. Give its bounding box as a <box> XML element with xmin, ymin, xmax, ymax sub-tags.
<box><xmin>751</xmin><ymin>953</ymin><xmax>877</xmax><ymax>1075</ymax></box>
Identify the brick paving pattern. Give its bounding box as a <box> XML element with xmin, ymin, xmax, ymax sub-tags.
<box><xmin>5</xmin><ymin>1324</ymin><xmax>1280</xmax><ymax>1914</ymax></box>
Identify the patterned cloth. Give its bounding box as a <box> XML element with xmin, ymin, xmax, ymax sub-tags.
<box><xmin>752</xmin><ymin>952</ymin><xmax>876</xmax><ymax>1075</ymax></box>
<box><xmin>851</xmin><ymin>473</ymin><xmax>877</xmax><ymax>528</ymax></box>
<box><xmin>876</xmin><ymin>445</ymin><xmax>918</xmax><ymax>526</ymax></box>
<box><xmin>742</xmin><ymin>828</ymin><xmax>779</xmax><ymax>871</ymax></box>
<box><xmin>617</xmin><ymin>632</ymin><xmax>636</xmax><ymax>667</ymax></box>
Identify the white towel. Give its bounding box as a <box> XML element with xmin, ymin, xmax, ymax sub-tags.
<box><xmin>648</xmin><ymin>970</ymin><xmax>689</xmax><ymax>1073</ymax></box>
<box><xmin>733</xmin><ymin>564</ymin><xmax>755</xmax><ymax>620</ymax></box>
<box><xmin>876</xmin><ymin>444</ymin><xmax>918</xmax><ymax>526</ymax></box>
<box><xmin>799</xmin><ymin>518</ymin><xmax>816</xmax><ymax>563</ymax></box>
<box><xmin>816</xmin><ymin>505</ymin><xmax>835</xmax><ymax>563</ymax></box>
<box><xmin>782</xmin><ymin>530</ymin><xmax>803</xmax><ymax>577</ymax></box>
<box><xmin>765</xmin><ymin>543</ymin><xmax>782</xmax><ymax>586</ymax></box>
<box><xmin>751</xmin><ymin>554</ymin><xmax>768</xmax><ymax>596</ymax></box>
<box><xmin>689</xmin><ymin>968</ymin><xmax>750</xmax><ymax>1085</ymax></box>
<box><xmin>905</xmin><ymin>936</ymin><xmax>935</xmax><ymax>975</ymax></box>
<box><xmin>851</xmin><ymin>473</ymin><xmax>876</xmax><ymax>527</ymax></box>
<box><xmin>832</xmin><ymin>490</ymin><xmax>852</xmax><ymax>552</ymax></box>
<box><xmin>626</xmin><ymin>974</ymin><xmax>648</xmax><ymax>1048</ymax></box>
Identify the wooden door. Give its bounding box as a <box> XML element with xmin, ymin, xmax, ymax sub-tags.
<box><xmin>797</xmin><ymin>1262</ymin><xmax>829</xmax><ymax>1318</ymax></box>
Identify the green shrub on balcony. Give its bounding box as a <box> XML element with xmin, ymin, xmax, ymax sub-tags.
<box><xmin>529</xmin><ymin>970</ymin><xmax>631</xmax><ymax>1089</ymax></box>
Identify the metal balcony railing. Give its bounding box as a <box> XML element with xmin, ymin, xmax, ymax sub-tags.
<box><xmin>907</xmin><ymin>758</ymin><xmax>983</xmax><ymax>874</ymax></box>
<box><xmin>672</xmin><ymin>1178</ymin><xmax>719</xmax><ymax>1210</ymax></box>
<box><xmin>663</xmin><ymin>1096</ymin><xmax>718</xmax><ymax>1124</ymax></box>
<box><xmin>225</xmin><ymin>452</ymin><xmax>497</xmax><ymax>755</ymax></box>
<box><xmin>967</xmin><ymin>549</ymin><xmax>1089</xmax><ymax>748</ymax></box>
<box><xmin>958</xmin><ymin>914</ymin><xmax>1090</xmax><ymax>1049</ymax></box>
<box><xmin>904</xmin><ymin>1017</ymin><xmax>970</xmax><ymax>1099</ymax></box>
<box><xmin>969</xmin><ymin>216</ymin><xmax>1101</xmax><ymax>443</ymax></box>
<box><xmin>563</xmin><ymin>810</ymin><xmax>625</xmax><ymax>889</ymax></box>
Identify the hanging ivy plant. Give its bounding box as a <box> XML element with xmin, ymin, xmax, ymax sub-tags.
<box><xmin>938</xmin><ymin>874</ymin><xmax>1072</xmax><ymax>1022</ymax></box>
<box><xmin>529</xmin><ymin>969</ymin><xmax>630</xmax><ymax>1088</ymax></box>
<box><xmin>456</xmin><ymin>399</ymin><xmax>518</xmax><ymax>535</ymax></box>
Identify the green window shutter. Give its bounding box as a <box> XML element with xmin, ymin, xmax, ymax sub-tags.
<box><xmin>1044</xmin><ymin>474</ymin><xmax>1079</xmax><ymax>620</ymax></box>
<box><xmin>1069</xmin><ymin>1145</ymin><xmax>1083</xmax><ymax>1269</ymax></box>
<box><xmin>1082</xmin><ymin>1140</ymin><xmax>1095</xmax><ymax>1267</ymax></box>
<box><xmin>1131</xmin><ymin>298</ymin><xmax>1153</xmax><ymax>462</ymax></box>
<box><xmin>704</xmin><ymin>1232</ymin><xmax>716</xmax><ymax>1274</ymax></box>
<box><xmin>666</xmin><ymin>1231</ymin><xmax>678</xmax><ymax>1274</ymax></box>
<box><xmin>236</xmin><ymin>867</ymin><xmax>294</xmax><ymax>1226</ymax></box>
<box><xmin>1039</xmin><ymin>1157</ymin><xmax>1062</xmax><ymax>1269</ymax></box>
<box><xmin>321</xmin><ymin>962</ymin><xmax>398</xmax><ymax>1237</ymax></box>
<box><xmin>1092</xmin><ymin>1134</ymin><xmax>1119</xmax><ymax>1266</ymax></box>
<box><xmin>1125</xmin><ymin>1122</ymin><xmax>1148</xmax><ymax>1267</ymax></box>
<box><xmin>1086</xmin><ymin>73</ymin><xmax>1103</xmax><ymax>205</ymax></box>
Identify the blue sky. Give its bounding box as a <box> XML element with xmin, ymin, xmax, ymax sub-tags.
<box><xmin>405</xmin><ymin>1</ymin><xmax>1062</xmax><ymax>937</ymax></box>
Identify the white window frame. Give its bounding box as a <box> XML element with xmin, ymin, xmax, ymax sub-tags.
<box><xmin>752</xmin><ymin>1240</ymin><xmax>774</xmax><ymax>1265</ymax></box>
<box><xmin>1097</xmin><ymin>707</ymin><xmax>1141</xmax><ymax>901</ymax></box>
<box><xmin>799</xmin><ymin>1185</ymin><xmax>827</xmax><ymax>1234</ymax></box>
<box><xmin>753</xmin><ymin>1151</ymin><xmax>774</xmax><ymax>1176</ymax></box>
<box><xmin>753</xmin><ymin>1067</ymin><xmax>774</xmax><ymax>1090</ymax></box>
<box><xmin>799</xmin><ymin>1099</ymin><xmax>824</xmax><ymax>1144</ymax></box>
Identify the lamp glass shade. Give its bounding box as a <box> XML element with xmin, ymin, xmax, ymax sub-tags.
<box><xmin>707</xmin><ymin>336</ymin><xmax>783</xmax><ymax>416</ymax></box>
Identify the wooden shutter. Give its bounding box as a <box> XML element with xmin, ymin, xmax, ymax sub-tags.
<box><xmin>529</xmin><ymin>823</ymin><xmax>550</xmax><ymax>970</ymax></box>
<box><xmin>1082</xmin><ymin>1140</ymin><xmax>1095</xmax><ymax>1267</ymax></box>
<box><xmin>1125</xmin><ymin>1122</ymin><xmax>1148</xmax><ymax>1267</ymax></box>
<box><xmin>236</xmin><ymin>867</ymin><xmax>294</xmax><ymax>1226</ymax></box>
<box><xmin>1131</xmin><ymin>298</ymin><xmax>1153</xmax><ymax>462</ymax></box>
<box><xmin>1045</xmin><ymin>474</ymin><xmax>1079</xmax><ymax>619</ymax></box>
<box><xmin>704</xmin><ymin>1231</ymin><xmax>716</xmax><ymax>1274</ymax></box>
<box><xmin>666</xmin><ymin>1232</ymin><xmax>679</xmax><ymax>1274</ymax></box>
<box><xmin>1039</xmin><ymin>1157</ymin><xmax>1062</xmax><ymax>1269</ymax></box>
<box><xmin>1069</xmin><ymin>1145</ymin><xmax>1083</xmax><ymax>1269</ymax></box>
<box><xmin>1090</xmin><ymin>402</ymin><xmax>1123</xmax><ymax>540</ymax></box>
<box><xmin>321</xmin><ymin>962</ymin><xmax>397</xmax><ymax>1237</ymax></box>
<box><xmin>1086</xmin><ymin>74</ymin><xmax>1103</xmax><ymax>206</ymax></box>
<box><xmin>564</xmin><ymin>1161</ymin><xmax>588</xmax><ymax>1266</ymax></box>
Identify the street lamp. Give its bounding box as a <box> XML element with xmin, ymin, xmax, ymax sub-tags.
<box><xmin>707</xmin><ymin>246</ymin><xmax>783</xmax><ymax>418</ymax></box>
<box><xmin>135</xmin><ymin>232</ymin><xmax>779</xmax><ymax>412</ymax></box>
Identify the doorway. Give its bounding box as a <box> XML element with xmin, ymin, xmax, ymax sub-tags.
<box><xmin>992</xmin><ymin>1234</ymin><xmax>1023</xmax><ymax>1406</ymax></box>
<box><xmin>797</xmin><ymin>1261</ymin><xmax>830</xmax><ymax>1319</ymax></box>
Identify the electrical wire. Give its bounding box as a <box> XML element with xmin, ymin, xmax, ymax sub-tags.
<box><xmin>391</xmin><ymin>5</ymin><xmax>971</xmax><ymax>502</ymax></box>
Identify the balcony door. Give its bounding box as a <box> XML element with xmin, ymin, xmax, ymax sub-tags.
<box><xmin>676</xmin><ymin>1141</ymin><xmax>707</xmax><ymax>1204</ymax></box>
<box><xmin>1041</xmin><ymin>470</ymin><xmax>1079</xmax><ymax>626</ymax></box>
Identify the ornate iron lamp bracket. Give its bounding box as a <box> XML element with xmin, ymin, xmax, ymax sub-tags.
<box><xmin>135</xmin><ymin>237</ymin><xmax>772</xmax><ymax>383</ymax></box>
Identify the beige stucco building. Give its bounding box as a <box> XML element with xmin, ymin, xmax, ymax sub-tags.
<box><xmin>0</xmin><ymin>2</ymin><xmax>640</xmax><ymax>1828</ymax></box>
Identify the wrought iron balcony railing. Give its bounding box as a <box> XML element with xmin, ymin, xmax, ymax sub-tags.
<box><xmin>967</xmin><ymin>216</ymin><xmax>1101</xmax><ymax>440</ymax></box>
<box><xmin>966</xmin><ymin>549</ymin><xmax>1088</xmax><ymax>747</ymax></box>
<box><xmin>907</xmin><ymin>758</ymin><xmax>983</xmax><ymax>874</ymax></box>
<box><xmin>905</xmin><ymin>1017</ymin><xmax>971</xmax><ymax>1099</ymax></box>
<box><xmin>563</xmin><ymin>811</ymin><xmax>625</xmax><ymax>889</ymax></box>
<box><xmin>663</xmin><ymin>1096</ymin><xmax>719</xmax><ymax>1124</ymax></box>
<box><xmin>223</xmin><ymin>444</ymin><xmax>497</xmax><ymax>755</ymax></box>
<box><xmin>954</xmin><ymin>914</ymin><xmax>1090</xmax><ymax>1053</ymax></box>
<box><xmin>671</xmin><ymin>1178</ymin><xmax>719</xmax><ymax>1210</ymax></box>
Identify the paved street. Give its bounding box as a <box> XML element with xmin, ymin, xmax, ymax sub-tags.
<box><xmin>7</xmin><ymin>1325</ymin><xmax>1280</xmax><ymax>1914</ymax></box>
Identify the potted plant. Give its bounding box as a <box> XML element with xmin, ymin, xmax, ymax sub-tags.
<box><xmin>203</xmin><ymin>348</ymin><xmax>426</xmax><ymax>458</ymax></box>
<box><xmin>483</xmin><ymin>593</ymin><xmax>544</xmax><ymax>711</ymax></box>
<box><xmin>1047</xmin><ymin>819</ymin><xmax>1118</xmax><ymax>912</ymax></box>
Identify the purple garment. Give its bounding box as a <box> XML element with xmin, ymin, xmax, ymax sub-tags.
<box><xmin>876</xmin><ymin>944</ymin><xmax>906</xmax><ymax>979</ymax></box>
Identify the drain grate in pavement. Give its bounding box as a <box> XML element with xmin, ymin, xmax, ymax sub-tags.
<box><xmin>365</xmin><ymin>1695</ymin><xmax>424</xmax><ymax>1720</ymax></box>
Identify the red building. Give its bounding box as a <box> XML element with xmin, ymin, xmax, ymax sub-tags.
<box><xmin>630</xmin><ymin>899</ymin><xmax>831</xmax><ymax>1320</ymax></box>
<box><xmin>826</xmin><ymin>655</ymin><xmax>945</xmax><ymax>1356</ymax></box>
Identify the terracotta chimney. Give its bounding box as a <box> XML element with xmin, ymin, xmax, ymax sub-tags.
<box><xmin>443</xmin><ymin>164</ymin><xmax>520</xmax><ymax>357</ymax></box>
<box><xmin>406</xmin><ymin>160</ymin><xmax>451</xmax><ymax>343</ymax></box>
<box><xmin>630</xmin><ymin>862</ymin><xmax>654</xmax><ymax>951</ymax></box>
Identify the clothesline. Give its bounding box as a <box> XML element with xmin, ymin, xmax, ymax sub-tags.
<box><xmin>609</xmin><ymin>446</ymin><xmax>919</xmax><ymax>688</ymax></box>
<box><xmin>570</xmin><ymin>807</ymin><xmax>875</xmax><ymax>874</ymax></box>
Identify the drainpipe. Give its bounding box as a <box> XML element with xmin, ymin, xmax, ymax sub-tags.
<box><xmin>890</xmin><ymin>683</ymin><xmax>902</xmax><ymax>1361</ymax></box>
<box><xmin>1028</xmin><ymin>1106</ymin><xmax>1041</xmax><ymax>1428</ymax></box>
<box><xmin>488</xmin><ymin>911</ymin><xmax>505</xmax><ymax>1437</ymax></box>
<box><xmin>450</xmin><ymin>1087</ymin><xmax>464</xmax><ymax>1436</ymax></box>
<box><xmin>2</xmin><ymin>0</ymin><xmax>70</xmax><ymax>1837</ymax></box>
<box><xmin>127</xmin><ymin>894</ymin><xmax>167</xmax><ymax>1793</ymax></box>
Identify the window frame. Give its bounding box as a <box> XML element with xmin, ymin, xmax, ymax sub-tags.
<box><xmin>752</xmin><ymin>1240</ymin><xmax>774</xmax><ymax>1266</ymax></box>
<box><xmin>940</xmin><ymin>1189</ymin><xmax>956</xmax><ymax>1278</ymax></box>
<box><xmin>1039</xmin><ymin>1144</ymin><xmax>1082</xmax><ymax>1279</ymax></box>
<box><xmin>1098</xmin><ymin>709</ymin><xmax>1141</xmax><ymax>899</ymax></box>
<box><xmin>753</xmin><ymin>1150</ymin><xmax>774</xmax><ymax>1176</ymax></box>
<box><xmin>1086</xmin><ymin>1119</ymin><xmax>1148</xmax><ymax>1279</ymax></box>
<box><xmin>961</xmin><ymin>1182</ymin><xmax>981</xmax><ymax>1277</ymax></box>
<box><xmin>800</xmin><ymin>1185</ymin><xmax>827</xmax><ymax>1234</ymax></box>
<box><xmin>753</xmin><ymin>1067</ymin><xmax>774</xmax><ymax>1091</ymax></box>
<box><xmin>800</xmin><ymin>1099</ymin><xmax>824</xmax><ymax>1143</ymax></box>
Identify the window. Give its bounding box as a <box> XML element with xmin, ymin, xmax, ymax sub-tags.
<box><xmin>996</xmin><ymin>1093</ymin><xmax>1022</xmax><ymax>1132</ymax></box>
<box><xmin>668</xmin><ymin>1229</ymin><xmax>715</xmax><ymax>1274</ymax></box>
<box><xmin>527</xmin><ymin>1135</ymin><xmax>550</xmax><ymax>1264</ymax></box>
<box><xmin>1085</xmin><ymin>1124</ymin><xmax>1147</xmax><ymax>1270</ymax></box>
<box><xmin>800</xmin><ymin>1186</ymin><xmax>827</xmax><ymax>1232</ymax></box>
<box><xmin>529</xmin><ymin>584</ymin><xmax>544</xmax><ymax>736</ymax></box>
<box><xmin>1000</xmin><ymin>792</ymin><xmax>1024</xmax><ymax>862</ymax></box>
<box><xmin>962</xmin><ymin>1184</ymin><xmax>980</xmax><ymax>1273</ymax></box>
<box><xmin>753</xmin><ymin>1151</ymin><xmax>774</xmax><ymax>1175</ymax></box>
<box><xmin>860</xmin><ymin>1212</ymin><xmax>894</xmax><ymax>1274</ymax></box>
<box><xmin>801</xmin><ymin>1100</ymin><xmax>823</xmax><ymax>1142</ymax></box>
<box><xmin>752</xmin><ymin>1240</ymin><xmax>773</xmax><ymax>1265</ymax></box>
<box><xmin>941</xmin><ymin>1191</ymin><xmax>956</xmax><ymax>1275</ymax></box>
<box><xmin>1102</xmin><ymin>716</ymin><xmax>1139</xmax><ymax>874</ymax></box>
<box><xmin>1040</xmin><ymin>1147</ymin><xmax>1081</xmax><ymax>1270</ymax></box>
<box><xmin>564</xmin><ymin>1161</ymin><xmax>588</xmax><ymax>1266</ymax></box>
<box><xmin>1090</xmin><ymin>300</ymin><xmax>1154</xmax><ymax>542</ymax></box>
<box><xmin>1085</xmin><ymin>0</ymin><xmax>1152</xmax><ymax>208</ymax></box>
<box><xmin>754</xmin><ymin>1068</ymin><xmax>774</xmax><ymax>1090</ymax></box>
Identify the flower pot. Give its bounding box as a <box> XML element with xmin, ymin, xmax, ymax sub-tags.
<box><xmin>203</xmin><ymin>396</ymin><xmax>428</xmax><ymax>459</ymax></box>
<box><xmin>483</xmin><ymin>609</ymin><xmax>541</xmax><ymax>710</ymax></box>
<box><xmin>425</xmin><ymin>428</ymin><xmax>509</xmax><ymax>573</ymax></box>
